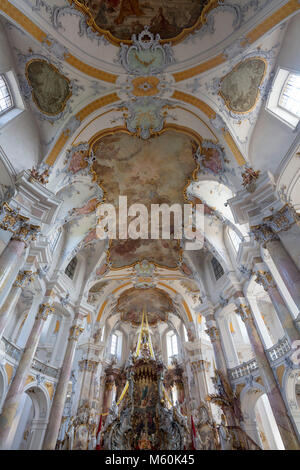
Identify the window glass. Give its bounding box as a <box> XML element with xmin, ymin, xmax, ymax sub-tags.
<box><xmin>110</xmin><ymin>333</ymin><xmax>118</xmax><ymax>355</ymax></box>
<box><xmin>211</xmin><ymin>257</ymin><xmax>224</xmax><ymax>281</ymax></box>
<box><xmin>65</xmin><ymin>257</ymin><xmax>77</xmax><ymax>279</ymax></box>
<box><xmin>0</xmin><ymin>75</ymin><xmax>13</xmax><ymax>115</ymax></box>
<box><xmin>279</xmin><ymin>73</ymin><xmax>300</xmax><ymax>118</ymax></box>
<box><xmin>228</xmin><ymin>228</ymin><xmax>241</xmax><ymax>253</ymax></box>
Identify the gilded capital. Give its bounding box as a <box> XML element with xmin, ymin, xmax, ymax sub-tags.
<box><xmin>235</xmin><ymin>303</ymin><xmax>251</xmax><ymax>323</ymax></box>
<box><xmin>250</xmin><ymin>224</ymin><xmax>279</xmax><ymax>246</ymax></box>
<box><xmin>0</xmin><ymin>202</ymin><xmax>22</xmax><ymax>233</ymax></box>
<box><xmin>69</xmin><ymin>324</ymin><xmax>84</xmax><ymax>341</ymax></box>
<box><xmin>205</xmin><ymin>326</ymin><xmax>219</xmax><ymax>342</ymax></box>
<box><xmin>12</xmin><ymin>222</ymin><xmax>41</xmax><ymax>245</ymax></box>
<box><xmin>263</xmin><ymin>204</ymin><xmax>298</xmax><ymax>234</ymax></box>
<box><xmin>0</xmin><ymin>203</ymin><xmax>40</xmax><ymax>243</ymax></box>
<box><xmin>13</xmin><ymin>270</ymin><xmax>36</xmax><ymax>289</ymax></box>
<box><xmin>37</xmin><ymin>303</ymin><xmax>54</xmax><ymax>321</ymax></box>
<box><xmin>255</xmin><ymin>270</ymin><xmax>276</xmax><ymax>291</ymax></box>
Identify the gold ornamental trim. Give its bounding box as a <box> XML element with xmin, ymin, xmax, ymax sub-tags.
<box><xmin>69</xmin><ymin>0</ymin><xmax>223</xmax><ymax>47</ymax></box>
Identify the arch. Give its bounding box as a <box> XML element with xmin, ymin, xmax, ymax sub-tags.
<box><xmin>240</xmin><ymin>384</ymin><xmax>285</xmax><ymax>449</ymax></box>
<box><xmin>11</xmin><ymin>383</ymin><xmax>50</xmax><ymax>450</ymax></box>
<box><xmin>282</xmin><ymin>368</ymin><xmax>300</xmax><ymax>436</ymax></box>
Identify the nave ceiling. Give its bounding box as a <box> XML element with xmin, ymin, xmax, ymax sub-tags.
<box><xmin>0</xmin><ymin>0</ymin><xmax>300</xmax><ymax>330</ymax></box>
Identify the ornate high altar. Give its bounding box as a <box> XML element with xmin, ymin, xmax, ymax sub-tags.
<box><xmin>100</xmin><ymin>313</ymin><xmax>187</xmax><ymax>450</ymax></box>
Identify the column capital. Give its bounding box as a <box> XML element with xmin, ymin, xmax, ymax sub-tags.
<box><xmin>263</xmin><ymin>204</ymin><xmax>298</xmax><ymax>234</ymax></box>
<box><xmin>12</xmin><ymin>222</ymin><xmax>41</xmax><ymax>245</ymax></box>
<box><xmin>235</xmin><ymin>301</ymin><xmax>251</xmax><ymax>323</ymax></box>
<box><xmin>205</xmin><ymin>325</ymin><xmax>219</xmax><ymax>342</ymax></box>
<box><xmin>69</xmin><ymin>324</ymin><xmax>84</xmax><ymax>341</ymax></box>
<box><xmin>250</xmin><ymin>204</ymin><xmax>298</xmax><ymax>246</ymax></box>
<box><xmin>0</xmin><ymin>202</ymin><xmax>40</xmax><ymax>243</ymax></box>
<box><xmin>190</xmin><ymin>359</ymin><xmax>210</xmax><ymax>372</ymax></box>
<box><xmin>78</xmin><ymin>359</ymin><xmax>99</xmax><ymax>372</ymax></box>
<box><xmin>255</xmin><ymin>269</ymin><xmax>276</xmax><ymax>292</ymax></box>
<box><xmin>36</xmin><ymin>303</ymin><xmax>54</xmax><ymax>321</ymax></box>
<box><xmin>250</xmin><ymin>224</ymin><xmax>279</xmax><ymax>246</ymax></box>
<box><xmin>0</xmin><ymin>202</ymin><xmax>23</xmax><ymax>233</ymax></box>
<box><xmin>13</xmin><ymin>270</ymin><xmax>36</xmax><ymax>289</ymax></box>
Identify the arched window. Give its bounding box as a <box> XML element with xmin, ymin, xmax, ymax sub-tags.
<box><xmin>110</xmin><ymin>333</ymin><xmax>118</xmax><ymax>356</ymax></box>
<box><xmin>101</xmin><ymin>325</ymin><xmax>105</xmax><ymax>342</ymax></box>
<box><xmin>183</xmin><ymin>324</ymin><xmax>188</xmax><ymax>342</ymax></box>
<box><xmin>279</xmin><ymin>73</ymin><xmax>300</xmax><ymax>118</ymax></box>
<box><xmin>49</xmin><ymin>228</ymin><xmax>61</xmax><ymax>253</ymax></box>
<box><xmin>109</xmin><ymin>330</ymin><xmax>122</xmax><ymax>360</ymax></box>
<box><xmin>266</xmin><ymin>68</ymin><xmax>300</xmax><ymax>129</ymax></box>
<box><xmin>228</xmin><ymin>227</ymin><xmax>241</xmax><ymax>253</ymax></box>
<box><xmin>166</xmin><ymin>331</ymin><xmax>178</xmax><ymax>362</ymax></box>
<box><xmin>211</xmin><ymin>257</ymin><xmax>224</xmax><ymax>281</ymax></box>
<box><xmin>65</xmin><ymin>256</ymin><xmax>77</xmax><ymax>280</ymax></box>
<box><xmin>0</xmin><ymin>74</ymin><xmax>13</xmax><ymax>115</ymax></box>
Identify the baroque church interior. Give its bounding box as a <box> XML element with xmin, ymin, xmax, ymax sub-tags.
<box><xmin>0</xmin><ymin>0</ymin><xmax>300</xmax><ymax>452</ymax></box>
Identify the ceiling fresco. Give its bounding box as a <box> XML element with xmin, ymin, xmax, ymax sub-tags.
<box><xmin>26</xmin><ymin>60</ymin><xmax>72</xmax><ymax>115</ymax></box>
<box><xmin>219</xmin><ymin>58</ymin><xmax>267</xmax><ymax>114</ymax></box>
<box><xmin>70</xmin><ymin>0</ymin><xmax>215</xmax><ymax>43</ymax></box>
<box><xmin>91</xmin><ymin>129</ymin><xmax>198</xmax><ymax>268</ymax></box>
<box><xmin>1</xmin><ymin>0</ymin><xmax>298</xmax><ymax>337</ymax></box>
<box><xmin>116</xmin><ymin>287</ymin><xmax>173</xmax><ymax>326</ymax></box>
<box><xmin>108</xmin><ymin>238</ymin><xmax>181</xmax><ymax>270</ymax></box>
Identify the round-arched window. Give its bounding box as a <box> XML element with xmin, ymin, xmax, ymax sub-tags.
<box><xmin>279</xmin><ymin>73</ymin><xmax>300</xmax><ymax>118</ymax></box>
<box><xmin>0</xmin><ymin>74</ymin><xmax>13</xmax><ymax>115</ymax></box>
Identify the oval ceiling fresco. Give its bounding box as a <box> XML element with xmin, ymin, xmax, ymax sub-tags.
<box><xmin>219</xmin><ymin>58</ymin><xmax>267</xmax><ymax>114</ymax></box>
<box><xmin>90</xmin><ymin>129</ymin><xmax>199</xmax><ymax>269</ymax></box>
<box><xmin>70</xmin><ymin>0</ymin><xmax>220</xmax><ymax>44</ymax></box>
<box><xmin>26</xmin><ymin>60</ymin><xmax>71</xmax><ymax>115</ymax></box>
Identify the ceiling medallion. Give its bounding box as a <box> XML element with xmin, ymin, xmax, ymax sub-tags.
<box><xmin>69</xmin><ymin>0</ymin><xmax>223</xmax><ymax>46</ymax></box>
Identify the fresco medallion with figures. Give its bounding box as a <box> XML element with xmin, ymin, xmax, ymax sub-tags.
<box><xmin>70</xmin><ymin>0</ymin><xmax>221</xmax><ymax>44</ymax></box>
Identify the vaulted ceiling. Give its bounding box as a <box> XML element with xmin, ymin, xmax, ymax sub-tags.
<box><xmin>1</xmin><ymin>0</ymin><xmax>300</xmax><ymax>329</ymax></box>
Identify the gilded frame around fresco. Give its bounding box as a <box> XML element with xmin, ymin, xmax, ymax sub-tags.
<box><xmin>81</xmin><ymin>124</ymin><xmax>204</xmax><ymax>271</ymax></box>
<box><xmin>25</xmin><ymin>59</ymin><xmax>72</xmax><ymax>116</ymax></box>
<box><xmin>218</xmin><ymin>57</ymin><xmax>268</xmax><ymax>115</ymax></box>
<box><xmin>69</xmin><ymin>0</ymin><xmax>223</xmax><ymax>46</ymax></box>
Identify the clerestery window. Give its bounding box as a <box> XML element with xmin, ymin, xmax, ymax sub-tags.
<box><xmin>279</xmin><ymin>73</ymin><xmax>300</xmax><ymax>118</ymax></box>
<box><xmin>266</xmin><ymin>68</ymin><xmax>300</xmax><ymax>129</ymax></box>
<box><xmin>0</xmin><ymin>74</ymin><xmax>13</xmax><ymax>116</ymax></box>
<box><xmin>228</xmin><ymin>227</ymin><xmax>242</xmax><ymax>253</ymax></box>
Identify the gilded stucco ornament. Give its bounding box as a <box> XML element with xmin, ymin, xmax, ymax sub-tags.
<box><xmin>194</xmin><ymin>141</ymin><xmax>236</xmax><ymax>186</ymax></box>
<box><xmin>241</xmin><ymin>166</ymin><xmax>261</xmax><ymax>193</ymax></box>
<box><xmin>263</xmin><ymin>204</ymin><xmax>298</xmax><ymax>234</ymax></box>
<box><xmin>68</xmin><ymin>0</ymin><xmax>223</xmax><ymax>46</ymax></box>
<box><xmin>132</xmin><ymin>259</ymin><xmax>157</xmax><ymax>289</ymax></box>
<box><xmin>0</xmin><ymin>202</ymin><xmax>41</xmax><ymax>244</ymax></box>
<box><xmin>13</xmin><ymin>270</ymin><xmax>36</xmax><ymax>289</ymax></box>
<box><xmin>250</xmin><ymin>204</ymin><xmax>298</xmax><ymax>245</ymax></box>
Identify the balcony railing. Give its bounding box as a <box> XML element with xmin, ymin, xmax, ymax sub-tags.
<box><xmin>228</xmin><ymin>358</ymin><xmax>259</xmax><ymax>381</ymax></box>
<box><xmin>2</xmin><ymin>336</ymin><xmax>22</xmax><ymax>361</ymax></box>
<box><xmin>2</xmin><ymin>337</ymin><xmax>60</xmax><ymax>380</ymax></box>
<box><xmin>266</xmin><ymin>336</ymin><xmax>291</xmax><ymax>362</ymax></box>
<box><xmin>31</xmin><ymin>358</ymin><xmax>60</xmax><ymax>379</ymax></box>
